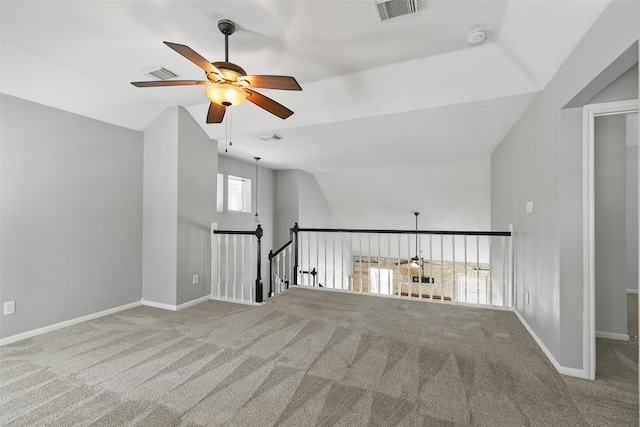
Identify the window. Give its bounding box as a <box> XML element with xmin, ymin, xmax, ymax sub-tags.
<box><xmin>217</xmin><ymin>173</ymin><xmax>224</xmax><ymax>212</ymax></box>
<box><xmin>456</xmin><ymin>275</ymin><xmax>487</xmax><ymax>304</ymax></box>
<box><xmin>227</xmin><ymin>175</ymin><xmax>251</xmax><ymax>213</ymax></box>
<box><xmin>369</xmin><ymin>268</ymin><xmax>393</xmax><ymax>295</ymax></box>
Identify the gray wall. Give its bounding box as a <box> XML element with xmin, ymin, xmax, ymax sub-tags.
<box><xmin>627</xmin><ymin>114</ymin><xmax>639</xmax><ymax>294</ymax></box>
<box><xmin>273</xmin><ymin>169</ymin><xmax>338</xmax><ymax>247</ymax></box>
<box><xmin>275</xmin><ymin>170</ymin><xmax>337</xmax><ymax>246</ymax></box>
<box><xmin>558</xmin><ymin>106</ymin><xmax>585</xmax><ymax>367</ymax></box>
<box><xmin>298</xmin><ymin>171</ymin><xmax>338</xmax><ymax>228</ymax></box>
<box><xmin>177</xmin><ymin>107</ymin><xmax>218</xmax><ymax>305</ymax></box>
<box><xmin>142</xmin><ymin>107</ymin><xmax>178</xmax><ymax>305</ymax></box>
<box><xmin>491</xmin><ymin>0</ymin><xmax>639</xmax><ymax>370</ymax></box>
<box><xmin>1</xmin><ymin>94</ymin><xmax>143</xmax><ymax>339</ymax></box>
<box><xmin>589</xmin><ymin>64</ymin><xmax>638</xmax><ymax>104</ymax></box>
<box><xmin>594</xmin><ymin>114</ymin><xmax>629</xmax><ymax>336</ymax></box>
<box><xmin>143</xmin><ymin>106</ymin><xmax>217</xmax><ymax>307</ymax></box>
<box><xmin>274</xmin><ymin>170</ymin><xmax>299</xmax><ymax>248</ymax></box>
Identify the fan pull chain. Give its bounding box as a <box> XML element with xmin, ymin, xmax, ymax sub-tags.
<box><xmin>224</xmin><ymin>106</ymin><xmax>231</xmax><ymax>152</ymax></box>
<box><xmin>229</xmin><ymin>107</ymin><xmax>233</xmax><ymax>147</ymax></box>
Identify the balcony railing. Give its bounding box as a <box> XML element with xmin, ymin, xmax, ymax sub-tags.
<box><xmin>271</xmin><ymin>225</ymin><xmax>513</xmax><ymax>309</ymax></box>
<box><xmin>213</xmin><ymin>225</ymin><xmax>264</xmax><ymax>304</ymax></box>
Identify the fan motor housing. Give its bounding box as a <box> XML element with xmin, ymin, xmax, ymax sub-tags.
<box><xmin>209</xmin><ymin>61</ymin><xmax>247</xmax><ymax>83</ymax></box>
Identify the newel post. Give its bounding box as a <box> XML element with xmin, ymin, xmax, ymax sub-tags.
<box><xmin>255</xmin><ymin>224</ymin><xmax>263</xmax><ymax>303</ymax></box>
<box><xmin>292</xmin><ymin>223</ymin><xmax>299</xmax><ymax>286</ymax></box>
<box><xmin>268</xmin><ymin>249</ymin><xmax>274</xmax><ymax>298</ymax></box>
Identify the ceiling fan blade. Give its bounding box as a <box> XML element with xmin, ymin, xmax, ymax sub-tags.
<box><xmin>239</xmin><ymin>75</ymin><xmax>302</xmax><ymax>91</ymax></box>
<box><xmin>206</xmin><ymin>102</ymin><xmax>226</xmax><ymax>124</ymax></box>
<box><xmin>245</xmin><ymin>89</ymin><xmax>294</xmax><ymax>119</ymax></box>
<box><xmin>131</xmin><ymin>80</ymin><xmax>208</xmax><ymax>87</ymax></box>
<box><xmin>163</xmin><ymin>41</ymin><xmax>222</xmax><ymax>77</ymax></box>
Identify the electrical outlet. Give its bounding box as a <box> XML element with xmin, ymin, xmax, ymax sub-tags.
<box><xmin>526</xmin><ymin>201</ymin><xmax>534</xmax><ymax>214</ymax></box>
<box><xmin>4</xmin><ymin>301</ymin><xmax>16</xmax><ymax>315</ymax></box>
<box><xmin>192</xmin><ymin>274</ymin><xmax>199</xmax><ymax>285</ymax></box>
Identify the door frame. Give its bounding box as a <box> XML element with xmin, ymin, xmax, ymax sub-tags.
<box><xmin>582</xmin><ymin>99</ymin><xmax>638</xmax><ymax>380</ymax></box>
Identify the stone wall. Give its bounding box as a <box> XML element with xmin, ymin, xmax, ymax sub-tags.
<box><xmin>350</xmin><ymin>256</ymin><xmax>490</xmax><ymax>303</ymax></box>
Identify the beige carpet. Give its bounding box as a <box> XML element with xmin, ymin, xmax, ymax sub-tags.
<box><xmin>1</xmin><ymin>287</ymin><xmax>637</xmax><ymax>426</ymax></box>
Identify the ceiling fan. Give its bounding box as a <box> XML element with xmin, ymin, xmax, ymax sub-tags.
<box><xmin>131</xmin><ymin>19</ymin><xmax>302</xmax><ymax>124</ymax></box>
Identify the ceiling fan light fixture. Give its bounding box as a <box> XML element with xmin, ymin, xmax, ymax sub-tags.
<box><xmin>132</xmin><ymin>19</ymin><xmax>301</xmax><ymax>124</ymax></box>
<box><xmin>206</xmin><ymin>83</ymin><xmax>246</xmax><ymax>106</ymax></box>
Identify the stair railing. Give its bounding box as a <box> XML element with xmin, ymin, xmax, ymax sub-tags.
<box><xmin>213</xmin><ymin>224</ymin><xmax>264</xmax><ymax>303</ymax></box>
<box><xmin>268</xmin><ymin>223</ymin><xmax>298</xmax><ymax>297</ymax></box>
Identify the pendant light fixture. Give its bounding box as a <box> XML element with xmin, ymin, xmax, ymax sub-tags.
<box><xmin>254</xmin><ymin>157</ymin><xmax>261</xmax><ymax>224</ymax></box>
<box><xmin>410</xmin><ymin>212</ymin><xmax>420</xmax><ymax>268</ymax></box>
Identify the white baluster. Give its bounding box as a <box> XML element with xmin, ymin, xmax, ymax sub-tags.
<box><xmin>233</xmin><ymin>234</ymin><xmax>237</xmax><ymax>301</ymax></box>
<box><xmin>217</xmin><ymin>234</ymin><xmax>221</xmax><ymax>299</ymax></box>
<box><xmin>476</xmin><ymin>235</ymin><xmax>481</xmax><ymax>305</ymax></box>
<box><xmin>440</xmin><ymin>235</ymin><xmax>444</xmax><ymax>302</ymax></box>
<box><xmin>452</xmin><ymin>235</ymin><xmax>456</xmax><ymax>303</ymax></box>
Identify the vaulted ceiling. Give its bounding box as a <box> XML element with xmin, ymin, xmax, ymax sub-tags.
<box><xmin>0</xmin><ymin>0</ymin><xmax>611</xmax><ymax>229</ymax></box>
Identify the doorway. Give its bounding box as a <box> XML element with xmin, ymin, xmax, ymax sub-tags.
<box><xmin>583</xmin><ymin>100</ymin><xmax>638</xmax><ymax>380</ymax></box>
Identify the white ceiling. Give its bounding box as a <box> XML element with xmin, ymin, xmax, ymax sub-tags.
<box><xmin>0</xmin><ymin>0</ymin><xmax>610</xmax><ymax>229</ymax></box>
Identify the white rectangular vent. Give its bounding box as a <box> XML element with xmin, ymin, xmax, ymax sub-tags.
<box><xmin>375</xmin><ymin>0</ymin><xmax>418</xmax><ymax>21</ymax></box>
<box><xmin>258</xmin><ymin>134</ymin><xmax>282</xmax><ymax>142</ymax></box>
<box><xmin>144</xmin><ymin>66</ymin><xmax>180</xmax><ymax>81</ymax></box>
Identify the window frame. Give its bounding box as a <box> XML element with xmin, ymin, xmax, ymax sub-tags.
<box><xmin>227</xmin><ymin>174</ymin><xmax>252</xmax><ymax>213</ymax></box>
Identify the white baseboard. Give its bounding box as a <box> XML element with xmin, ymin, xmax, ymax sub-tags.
<box><xmin>554</xmin><ymin>364</ymin><xmax>586</xmax><ymax>378</ymax></box>
<box><xmin>210</xmin><ymin>296</ymin><xmax>265</xmax><ymax>306</ymax></box>
<box><xmin>141</xmin><ymin>299</ymin><xmax>177</xmax><ymax>311</ymax></box>
<box><xmin>142</xmin><ymin>294</ymin><xmax>212</xmax><ymax>311</ymax></box>
<box><xmin>513</xmin><ymin>309</ymin><xmax>589</xmax><ymax>379</ymax></box>
<box><xmin>596</xmin><ymin>330</ymin><xmax>630</xmax><ymax>341</ymax></box>
<box><xmin>178</xmin><ymin>295</ymin><xmax>211</xmax><ymax>310</ymax></box>
<box><xmin>0</xmin><ymin>301</ymin><xmax>141</xmax><ymax>347</ymax></box>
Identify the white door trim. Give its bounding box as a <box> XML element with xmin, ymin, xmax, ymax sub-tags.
<box><xmin>582</xmin><ymin>99</ymin><xmax>638</xmax><ymax>380</ymax></box>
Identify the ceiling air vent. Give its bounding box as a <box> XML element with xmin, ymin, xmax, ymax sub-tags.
<box><xmin>143</xmin><ymin>66</ymin><xmax>180</xmax><ymax>81</ymax></box>
<box><xmin>258</xmin><ymin>134</ymin><xmax>282</xmax><ymax>142</ymax></box>
<box><xmin>375</xmin><ymin>0</ymin><xmax>419</xmax><ymax>21</ymax></box>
